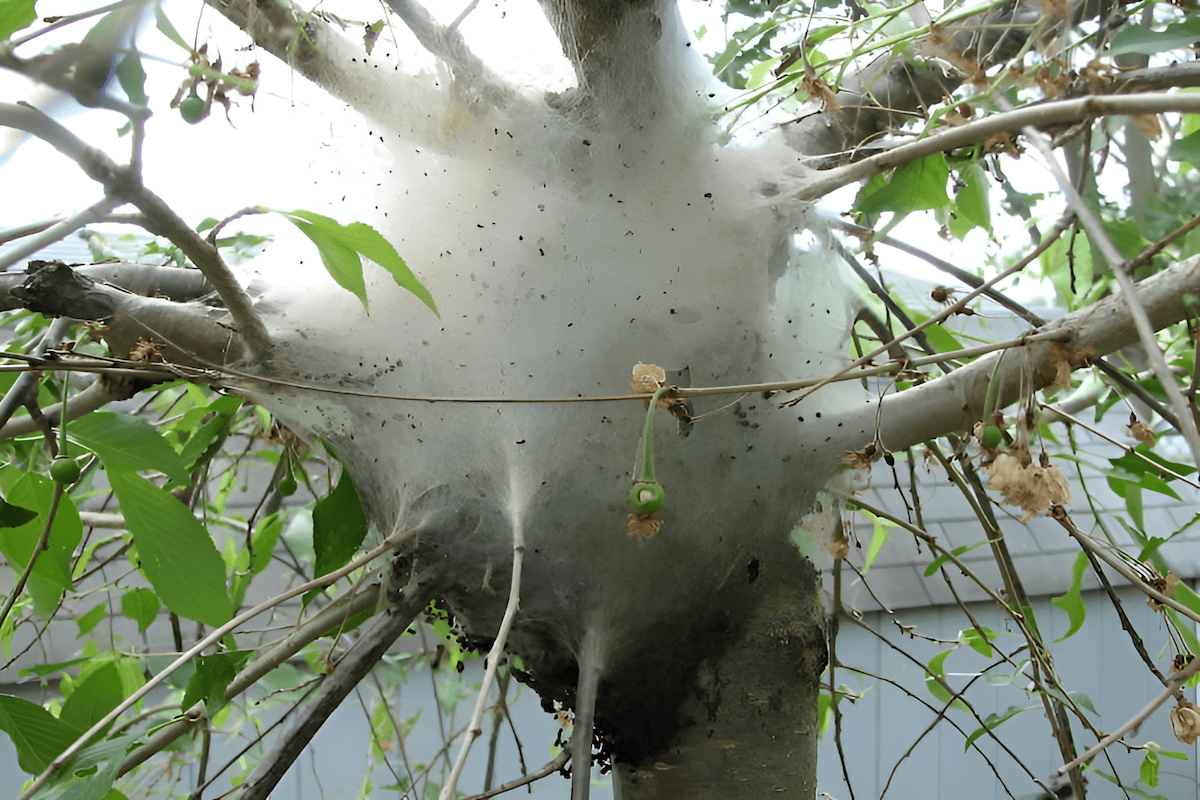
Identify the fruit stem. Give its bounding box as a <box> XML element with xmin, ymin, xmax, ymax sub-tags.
<box><xmin>640</xmin><ymin>386</ymin><xmax>672</xmax><ymax>484</ymax></box>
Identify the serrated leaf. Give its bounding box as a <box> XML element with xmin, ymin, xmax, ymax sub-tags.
<box><xmin>108</xmin><ymin>471</ymin><xmax>232</xmax><ymax>627</ymax></box>
<box><xmin>59</xmin><ymin>661</ymin><xmax>124</xmax><ymax>734</ymax></box>
<box><xmin>0</xmin><ymin>693</ymin><xmax>82</xmax><ymax>774</ymax></box>
<box><xmin>860</xmin><ymin>509</ymin><xmax>893</xmax><ymax>572</ymax></box>
<box><xmin>181</xmin><ymin>650</ymin><xmax>252</xmax><ymax>714</ymax></box>
<box><xmin>0</xmin><ymin>470</ymin><xmax>82</xmax><ymax>614</ymax></box>
<box><xmin>304</xmin><ymin>470</ymin><xmax>368</xmax><ymax>604</ymax></box>
<box><xmin>277</xmin><ymin>209</ymin><xmax>438</xmax><ymax>316</ymax></box>
<box><xmin>856</xmin><ymin>154</ymin><xmax>950</xmax><ymax>216</ymax></box>
<box><xmin>69</xmin><ymin>412</ymin><xmax>190</xmax><ymax>484</ymax></box>
<box><xmin>0</xmin><ymin>0</ymin><xmax>37</xmax><ymax>40</ymax></box>
<box><xmin>951</xmin><ymin>162</ymin><xmax>991</xmax><ymax>237</ymax></box>
<box><xmin>120</xmin><ymin>588</ymin><xmax>160</xmax><ymax>633</ymax></box>
<box><xmin>54</xmin><ymin>735</ymin><xmax>133</xmax><ymax>800</ymax></box>
<box><xmin>1051</xmin><ymin>551</ymin><xmax>1088</xmax><ymax>641</ymax></box>
<box><xmin>1141</xmin><ymin>747</ymin><xmax>1160</xmax><ymax>787</ymax></box>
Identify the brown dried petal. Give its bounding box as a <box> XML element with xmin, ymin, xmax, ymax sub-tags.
<box><xmin>1172</xmin><ymin>701</ymin><xmax>1200</xmax><ymax>745</ymax></box>
<box><xmin>627</xmin><ymin>514</ymin><xmax>661</xmax><ymax>542</ymax></box>
<box><xmin>1128</xmin><ymin>420</ymin><xmax>1156</xmax><ymax>447</ymax></box>
<box><xmin>631</xmin><ymin>361</ymin><xmax>666</xmax><ymax>394</ymax></box>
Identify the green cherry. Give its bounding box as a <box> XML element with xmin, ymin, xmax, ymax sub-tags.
<box><xmin>981</xmin><ymin>425</ymin><xmax>1003</xmax><ymax>449</ymax></box>
<box><xmin>50</xmin><ymin>457</ymin><xmax>81</xmax><ymax>485</ymax></box>
<box><xmin>179</xmin><ymin>94</ymin><xmax>206</xmax><ymax>124</ymax></box>
<box><xmin>629</xmin><ymin>481</ymin><xmax>665</xmax><ymax>515</ymax></box>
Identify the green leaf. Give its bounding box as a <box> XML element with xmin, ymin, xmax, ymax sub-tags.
<box><xmin>115</xmin><ymin>51</ymin><xmax>146</xmax><ymax>106</ymax></box>
<box><xmin>856</xmin><ymin>154</ymin><xmax>950</xmax><ymax>216</ymax></box>
<box><xmin>950</xmin><ymin>162</ymin><xmax>991</xmax><ymax>238</ymax></box>
<box><xmin>277</xmin><ymin>209</ymin><xmax>438</xmax><ymax>316</ymax></box>
<box><xmin>53</xmin><ymin>736</ymin><xmax>133</xmax><ymax>800</ymax></box>
<box><xmin>958</xmin><ymin>627</ymin><xmax>995</xmax><ymax>658</ymax></box>
<box><xmin>1169</xmin><ymin>130</ymin><xmax>1200</xmax><ymax>171</ymax></box>
<box><xmin>76</xmin><ymin>603</ymin><xmax>106</xmax><ymax>637</ymax></box>
<box><xmin>0</xmin><ymin>494</ymin><xmax>38</xmax><ymax>528</ymax></box>
<box><xmin>0</xmin><ymin>693</ymin><xmax>82</xmax><ymax>774</ymax></box>
<box><xmin>1110</xmin><ymin>446</ymin><xmax>1196</xmax><ymax>479</ymax></box>
<box><xmin>0</xmin><ymin>469</ymin><xmax>83</xmax><ymax>614</ymax></box>
<box><xmin>181</xmin><ymin>650</ymin><xmax>252</xmax><ymax>714</ymax></box>
<box><xmin>69</xmin><ymin>412</ymin><xmax>190</xmax><ymax>485</ymax></box>
<box><xmin>59</xmin><ymin>662</ymin><xmax>124</xmax><ymax>734</ymax></box>
<box><xmin>305</xmin><ymin>470</ymin><xmax>368</xmax><ymax>603</ymax></box>
<box><xmin>859</xmin><ymin>509</ymin><xmax>894</xmax><ymax>572</ymax></box>
<box><xmin>1112</xmin><ymin>19</ymin><xmax>1200</xmax><ymax>56</ymax></box>
<box><xmin>1140</xmin><ymin>747</ymin><xmax>1160</xmax><ymax>787</ymax></box>
<box><xmin>108</xmin><ymin>471</ymin><xmax>232</xmax><ymax>627</ymax></box>
<box><xmin>1051</xmin><ymin>551</ymin><xmax>1088</xmax><ymax>641</ymax></box>
<box><xmin>924</xmin><ymin>650</ymin><xmax>969</xmax><ymax>712</ymax></box>
<box><xmin>154</xmin><ymin>3</ymin><xmax>191</xmax><ymax>50</ymax></box>
<box><xmin>120</xmin><ymin>588</ymin><xmax>160</xmax><ymax>633</ymax></box>
<box><xmin>0</xmin><ymin>0</ymin><xmax>36</xmax><ymax>40</ymax></box>
<box><xmin>924</xmin><ymin>541</ymin><xmax>988</xmax><ymax>576</ymax></box>
<box><xmin>1069</xmin><ymin>691</ymin><xmax>1098</xmax><ymax>715</ymax></box>
<box><xmin>964</xmin><ymin>705</ymin><xmax>1027</xmax><ymax>750</ymax></box>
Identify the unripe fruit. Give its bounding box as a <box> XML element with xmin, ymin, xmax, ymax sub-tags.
<box><xmin>277</xmin><ymin>475</ymin><xmax>298</xmax><ymax>496</ymax></box>
<box><xmin>179</xmin><ymin>95</ymin><xmax>205</xmax><ymax>124</ymax></box>
<box><xmin>981</xmin><ymin>425</ymin><xmax>1003</xmax><ymax>449</ymax></box>
<box><xmin>50</xmin><ymin>457</ymin><xmax>81</xmax><ymax>485</ymax></box>
<box><xmin>629</xmin><ymin>481</ymin><xmax>665</xmax><ymax>514</ymax></box>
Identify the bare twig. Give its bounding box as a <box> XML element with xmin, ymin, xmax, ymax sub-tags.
<box><xmin>1058</xmin><ymin>655</ymin><xmax>1200</xmax><ymax>775</ymax></box>
<box><xmin>1018</xmin><ymin>111</ymin><xmax>1200</xmax><ymax>466</ymax></box>
<box><xmin>440</xmin><ymin>524</ymin><xmax>526</xmax><ymax>799</ymax></box>
<box><xmin>460</xmin><ymin>750</ymin><xmax>570</xmax><ymax>800</ymax></box>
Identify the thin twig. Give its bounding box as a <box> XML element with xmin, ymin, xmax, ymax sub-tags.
<box><xmin>22</xmin><ymin>526</ymin><xmax>418</xmax><ymax>799</ymax></box>
<box><xmin>460</xmin><ymin>750</ymin><xmax>570</xmax><ymax>800</ymax></box>
<box><xmin>440</xmin><ymin>524</ymin><xmax>526</xmax><ymax>799</ymax></box>
<box><xmin>1018</xmin><ymin>113</ymin><xmax>1200</xmax><ymax>467</ymax></box>
<box><xmin>1058</xmin><ymin>654</ymin><xmax>1200</xmax><ymax>775</ymax></box>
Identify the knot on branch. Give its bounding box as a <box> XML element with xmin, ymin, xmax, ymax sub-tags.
<box><xmin>10</xmin><ymin>261</ymin><xmax>115</xmax><ymax>321</ymax></box>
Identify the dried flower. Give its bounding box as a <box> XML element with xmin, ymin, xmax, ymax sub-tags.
<box><xmin>1127</xmin><ymin>414</ymin><xmax>1156</xmax><ymax>447</ymax></box>
<box><xmin>1172</xmin><ymin>701</ymin><xmax>1200</xmax><ymax>745</ymax></box>
<box><xmin>986</xmin><ymin>447</ymin><xmax>1071</xmax><ymax>522</ymax></box>
<box><xmin>630</xmin><ymin>361</ymin><xmax>666</xmax><ymax>394</ymax></box>
<box><xmin>828</xmin><ymin>538</ymin><xmax>850</xmax><ymax>560</ymax></box>
<box><xmin>627</xmin><ymin>514</ymin><xmax>661</xmax><ymax>542</ymax></box>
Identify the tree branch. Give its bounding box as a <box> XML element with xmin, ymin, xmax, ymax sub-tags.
<box><xmin>236</xmin><ymin>602</ymin><xmax>421</xmax><ymax>800</ymax></box>
<box><xmin>0</xmin><ymin>102</ymin><xmax>274</xmax><ymax>365</ymax></box>
<box><xmin>834</xmin><ymin>253</ymin><xmax>1200</xmax><ymax>454</ymax></box>
<box><xmin>796</xmin><ymin>92</ymin><xmax>1200</xmax><ymax>201</ymax></box>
